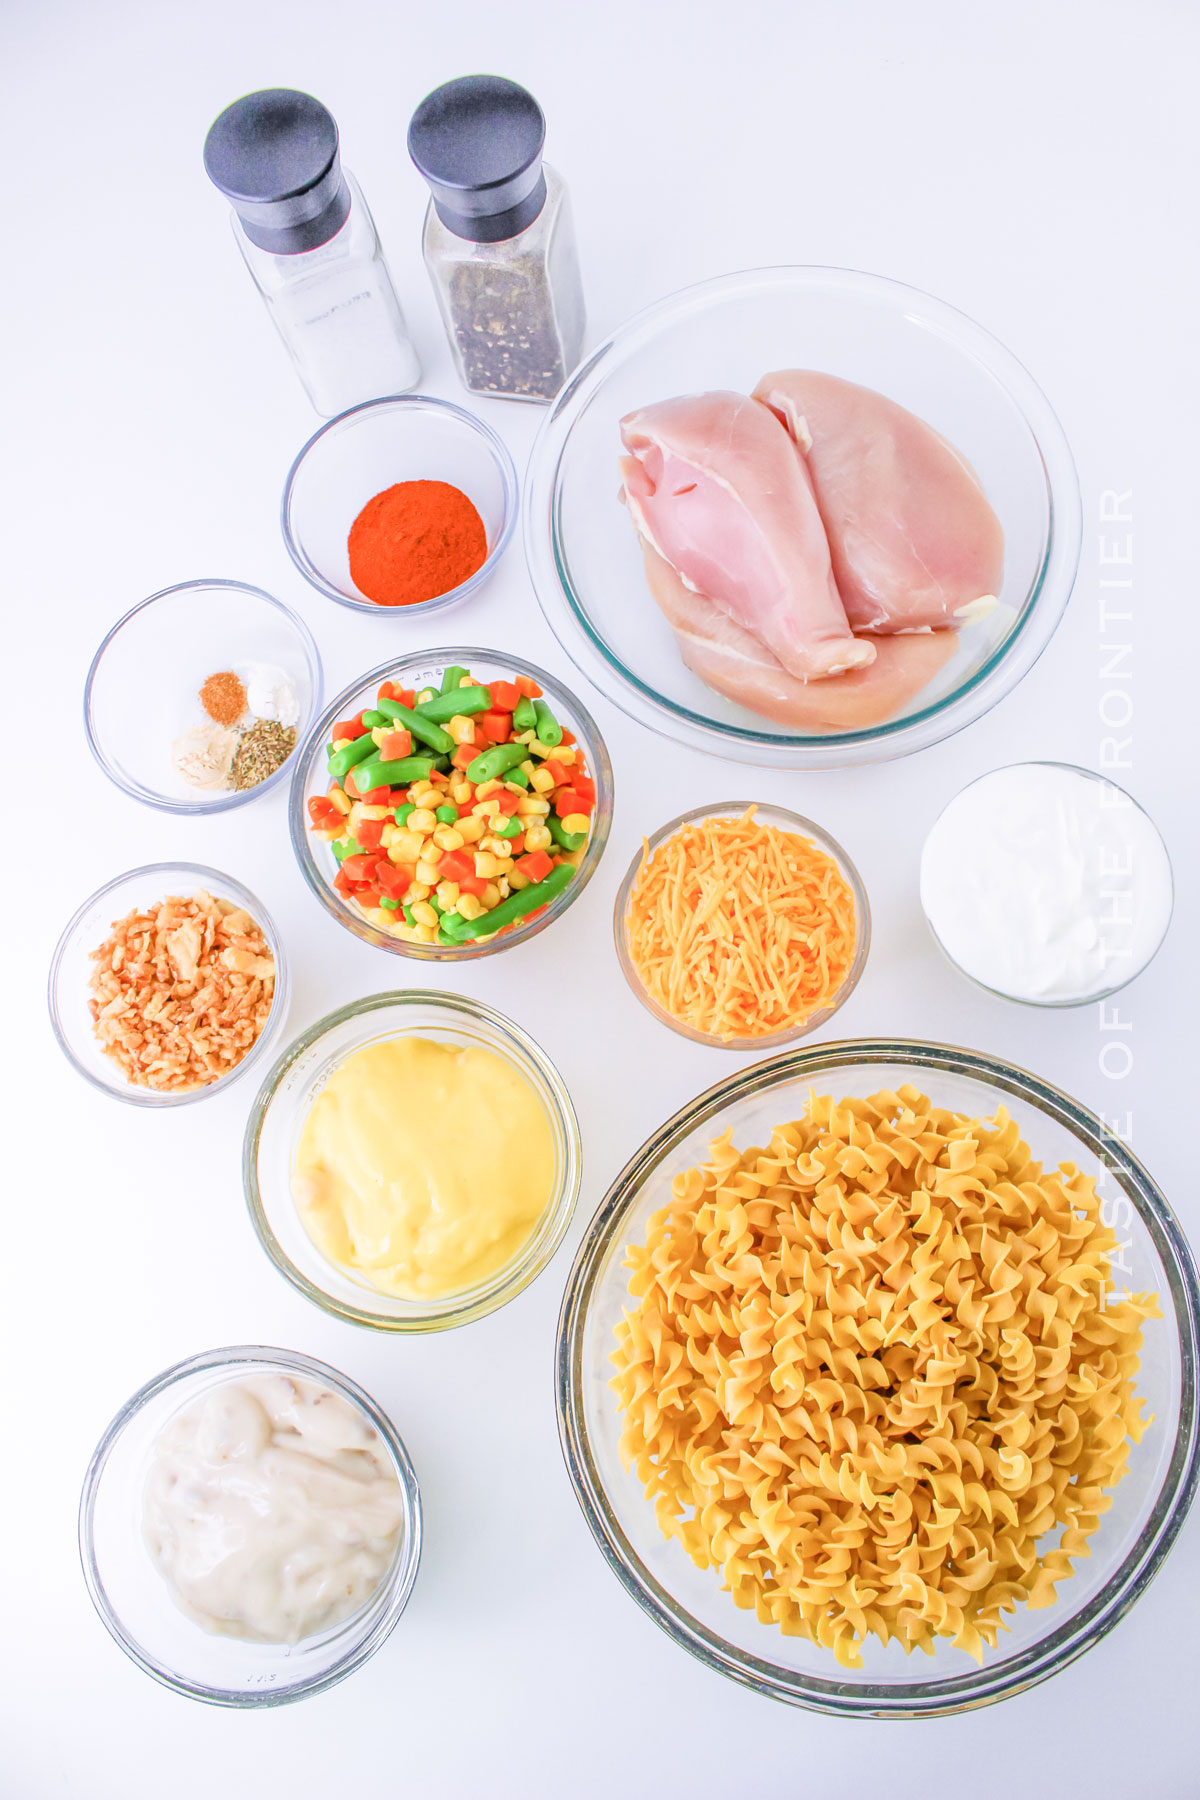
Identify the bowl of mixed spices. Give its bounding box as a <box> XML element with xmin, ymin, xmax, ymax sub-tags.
<box><xmin>280</xmin><ymin>395</ymin><xmax>519</xmax><ymax>615</ymax></box>
<box><xmin>85</xmin><ymin>580</ymin><xmax>322</xmax><ymax>813</ymax></box>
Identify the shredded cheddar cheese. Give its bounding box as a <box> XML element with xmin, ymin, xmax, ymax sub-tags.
<box><xmin>624</xmin><ymin>807</ymin><xmax>858</xmax><ymax>1040</ymax></box>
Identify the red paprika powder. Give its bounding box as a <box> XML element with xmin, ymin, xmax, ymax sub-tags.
<box><xmin>348</xmin><ymin>479</ymin><xmax>488</xmax><ymax>607</ymax></box>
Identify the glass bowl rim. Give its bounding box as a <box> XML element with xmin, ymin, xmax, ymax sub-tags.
<box><xmin>287</xmin><ymin>645</ymin><xmax>614</xmax><ymax>961</ymax></box>
<box><xmin>523</xmin><ymin>263</ymin><xmax>1083</xmax><ymax>768</ymax></box>
<box><xmin>83</xmin><ymin>577</ymin><xmax>323</xmax><ymax>814</ymax></box>
<box><xmin>555</xmin><ymin>1034</ymin><xmax>1200</xmax><ymax>1717</ymax></box>
<box><xmin>612</xmin><ymin>799</ymin><xmax>872</xmax><ymax>1049</ymax></box>
<box><xmin>243</xmin><ymin>988</ymin><xmax>583</xmax><ymax>1332</ymax></box>
<box><xmin>280</xmin><ymin>392</ymin><xmax>520</xmax><ymax>614</ymax></box>
<box><xmin>77</xmin><ymin>1342</ymin><xmax>423</xmax><ymax>1708</ymax></box>
<box><xmin>921</xmin><ymin>760</ymin><xmax>1176</xmax><ymax>1009</ymax></box>
<box><xmin>47</xmin><ymin>860</ymin><xmax>290</xmax><ymax>1109</ymax></box>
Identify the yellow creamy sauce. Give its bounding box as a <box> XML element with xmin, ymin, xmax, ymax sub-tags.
<box><xmin>292</xmin><ymin>1036</ymin><xmax>555</xmax><ymax>1299</ymax></box>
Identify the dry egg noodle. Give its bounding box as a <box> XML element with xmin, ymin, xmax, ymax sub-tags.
<box><xmin>625</xmin><ymin>809</ymin><xmax>856</xmax><ymax>1040</ymax></box>
<box><xmin>610</xmin><ymin>1087</ymin><xmax>1159</xmax><ymax>1667</ymax></box>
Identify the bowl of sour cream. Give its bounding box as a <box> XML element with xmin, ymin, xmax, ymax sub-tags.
<box><xmin>919</xmin><ymin>761</ymin><xmax>1174</xmax><ymax>1006</ymax></box>
<box><xmin>78</xmin><ymin>1346</ymin><xmax>421</xmax><ymax>1706</ymax></box>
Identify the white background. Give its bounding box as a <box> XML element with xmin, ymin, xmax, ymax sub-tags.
<box><xmin>3</xmin><ymin>2</ymin><xmax>1196</xmax><ymax>1795</ymax></box>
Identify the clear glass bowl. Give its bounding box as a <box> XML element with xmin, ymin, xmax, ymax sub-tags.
<box><xmin>244</xmin><ymin>991</ymin><xmax>583</xmax><ymax>1332</ymax></box>
<box><xmin>524</xmin><ymin>266</ymin><xmax>1082</xmax><ymax>768</ymax></box>
<box><xmin>281</xmin><ymin>394</ymin><xmax>518</xmax><ymax>613</ymax></box>
<box><xmin>289</xmin><ymin>648</ymin><xmax>613</xmax><ymax>960</ymax></box>
<box><xmin>48</xmin><ymin>862</ymin><xmax>289</xmax><ymax>1108</ymax></box>
<box><xmin>613</xmin><ymin>801</ymin><xmax>870</xmax><ymax>1048</ymax></box>
<box><xmin>921</xmin><ymin>762</ymin><xmax>1175</xmax><ymax>1008</ymax></box>
<box><xmin>85</xmin><ymin>580</ymin><xmax>322</xmax><ymax>813</ymax></box>
<box><xmin>79</xmin><ymin>1345</ymin><xmax>422</xmax><ymax>1707</ymax></box>
<box><xmin>556</xmin><ymin>1039</ymin><xmax>1200</xmax><ymax>1717</ymax></box>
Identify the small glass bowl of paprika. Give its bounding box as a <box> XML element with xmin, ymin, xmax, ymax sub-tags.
<box><xmin>288</xmin><ymin>648</ymin><xmax>613</xmax><ymax>960</ymax></box>
<box><xmin>281</xmin><ymin>395</ymin><xmax>519</xmax><ymax>614</ymax></box>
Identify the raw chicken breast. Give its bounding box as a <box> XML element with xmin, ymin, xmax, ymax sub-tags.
<box><xmin>753</xmin><ymin>370</ymin><xmax>1005</xmax><ymax>633</ymax></box>
<box><xmin>641</xmin><ymin>541</ymin><xmax>959</xmax><ymax>731</ymax></box>
<box><xmin>619</xmin><ymin>391</ymin><xmax>873</xmax><ymax>680</ymax></box>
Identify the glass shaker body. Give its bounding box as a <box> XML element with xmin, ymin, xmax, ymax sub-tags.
<box><xmin>232</xmin><ymin>171</ymin><xmax>420</xmax><ymax>416</ymax></box>
<box><xmin>421</xmin><ymin>165</ymin><xmax>584</xmax><ymax>403</ymax></box>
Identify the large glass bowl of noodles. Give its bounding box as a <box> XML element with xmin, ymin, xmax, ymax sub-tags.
<box><xmin>555</xmin><ymin>1040</ymin><xmax>1200</xmax><ymax>1716</ymax></box>
<box><xmin>524</xmin><ymin>267</ymin><xmax>1082</xmax><ymax>769</ymax></box>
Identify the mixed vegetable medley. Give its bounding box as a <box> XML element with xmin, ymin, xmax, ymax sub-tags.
<box><xmin>307</xmin><ymin>664</ymin><xmax>597</xmax><ymax>946</ymax></box>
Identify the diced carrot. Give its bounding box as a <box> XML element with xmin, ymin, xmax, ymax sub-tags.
<box><xmin>543</xmin><ymin>757</ymin><xmax>571</xmax><ymax>789</ymax></box>
<box><xmin>343</xmin><ymin>853</ymin><xmax>383</xmax><ymax>882</ymax></box>
<box><xmin>492</xmin><ymin>789</ymin><xmax>520</xmax><ymax>816</ymax></box>
<box><xmin>334</xmin><ymin>867</ymin><xmax>355</xmax><ymax>898</ymax></box>
<box><xmin>571</xmin><ymin>772</ymin><xmax>596</xmax><ymax>803</ymax></box>
<box><xmin>333</xmin><ymin>717</ymin><xmax>363</xmax><ymax>742</ymax></box>
<box><xmin>518</xmin><ymin>849</ymin><xmax>553</xmax><ymax>883</ymax></box>
<box><xmin>558</xmin><ymin>726</ymin><xmax>576</xmax><ymax>746</ymax></box>
<box><xmin>308</xmin><ymin>795</ymin><xmax>341</xmax><ymax>828</ymax></box>
<box><xmin>377</xmin><ymin>681</ymin><xmax>398</xmax><ymax>703</ymax></box>
<box><xmin>452</xmin><ymin>745</ymin><xmax>477</xmax><ymax>771</ymax></box>
<box><xmin>555</xmin><ymin>787</ymin><xmax>593</xmax><ymax>817</ymax></box>
<box><xmin>377</xmin><ymin>861</ymin><xmax>412</xmax><ymax>899</ymax></box>
<box><xmin>355</xmin><ymin>785</ymin><xmax>395</xmax><ymax>807</ymax></box>
<box><xmin>356</xmin><ymin>818</ymin><xmax>386</xmax><ymax>851</ymax></box>
<box><xmin>480</xmin><ymin>710</ymin><xmax>513</xmax><ymax>742</ymax></box>
<box><xmin>514</xmin><ymin>675</ymin><xmax>543</xmax><ymax>698</ymax></box>
<box><xmin>488</xmin><ymin>679</ymin><xmax>520</xmax><ymax>711</ymax></box>
<box><xmin>377</xmin><ymin>728</ymin><xmax>412</xmax><ymax>761</ymax></box>
<box><xmin>356</xmin><ymin>887</ymin><xmax>382</xmax><ymax>910</ymax></box>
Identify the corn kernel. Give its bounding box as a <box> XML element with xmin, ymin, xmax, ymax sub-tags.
<box><xmin>523</xmin><ymin>823</ymin><xmax>552</xmax><ymax>854</ymax></box>
<box><xmin>408</xmin><ymin>881</ymin><xmax>431</xmax><ymax>901</ymax></box>
<box><xmin>436</xmin><ymin>880</ymin><xmax>460</xmax><ymax>909</ymax></box>
<box><xmin>408</xmin><ymin>807</ymin><xmax>437</xmax><ymax>833</ymax></box>
<box><xmin>481</xmin><ymin>882</ymin><xmax>501</xmax><ymax>910</ymax></box>
<box><xmin>553</xmin><ymin>745</ymin><xmax>577</xmax><ymax>765</ymax></box>
<box><xmin>358</xmin><ymin>803</ymin><xmax>391</xmax><ymax>821</ymax></box>
<box><xmin>481</xmin><ymin>836</ymin><xmax>510</xmax><ymax>858</ymax></box>
<box><xmin>474</xmin><ymin>778</ymin><xmax>502</xmax><ymax>800</ymax></box>
<box><xmin>433</xmin><ymin>825</ymin><xmax>465</xmax><ymax>852</ymax></box>
<box><xmin>380</xmin><ymin>823</ymin><xmax>399</xmax><ymax>848</ymax></box>
<box><xmin>394</xmin><ymin>922</ymin><xmax>418</xmax><ymax>942</ymax></box>
<box><xmin>415</xmin><ymin>860</ymin><xmax>442</xmax><ymax>887</ymax></box>
<box><xmin>410</xmin><ymin>783</ymin><xmax>439</xmax><ymax>804</ymax></box>
<box><xmin>328</xmin><ymin>786</ymin><xmax>352</xmax><ymax>815</ymax></box>
<box><xmin>508</xmin><ymin>868</ymin><xmax>531</xmax><ymax>890</ymax></box>
<box><xmin>311</xmin><ymin>827</ymin><xmax>339</xmax><ymax>841</ymax></box>
<box><xmin>497</xmin><ymin>877</ymin><xmax>511</xmax><ymax>898</ymax></box>
<box><xmin>447</xmin><ymin>714</ymin><xmax>476</xmax><ymax>746</ymax></box>
<box><xmin>457</xmin><ymin>815</ymin><xmax>486</xmax><ymax>843</ymax></box>
<box><xmin>371</xmin><ymin>725</ymin><xmax>387</xmax><ymax>746</ymax></box>
<box><xmin>530</xmin><ymin>766</ymin><xmax>556</xmax><ymax>793</ymax></box>
<box><xmin>513</xmin><ymin>730</ymin><xmax>535</xmax><ymax>744</ymax></box>
<box><xmin>457</xmin><ymin>893</ymin><xmax>484</xmax><ymax>921</ymax></box>
<box><xmin>450</xmin><ymin>779</ymin><xmax>473</xmax><ymax>804</ymax></box>
<box><xmin>413</xmin><ymin>923</ymin><xmax>439</xmax><ymax>944</ymax></box>
<box><xmin>410</xmin><ymin>901</ymin><xmax>438</xmax><ymax>928</ymax></box>
<box><xmin>417</xmin><ymin>688</ymin><xmax>436</xmax><ymax>705</ymax></box>
<box><xmin>390</xmin><ymin>830</ymin><xmax>425</xmax><ymax>862</ymax></box>
<box><xmin>458</xmin><ymin>673</ymin><xmax>474</xmax><ymax>687</ymax></box>
<box><xmin>517</xmin><ymin>796</ymin><xmax>551</xmax><ymax>816</ymax></box>
<box><xmin>524</xmin><ymin>739</ymin><xmax>552</xmax><ymax>759</ymax></box>
<box><xmin>562</xmin><ymin>812</ymin><xmax>590</xmax><ymax>836</ymax></box>
<box><xmin>473</xmin><ymin>850</ymin><xmax>500</xmax><ymax>879</ymax></box>
<box><xmin>496</xmin><ymin>855</ymin><xmax>514</xmax><ymax>875</ymax></box>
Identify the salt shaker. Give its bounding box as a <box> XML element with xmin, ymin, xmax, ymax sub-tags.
<box><xmin>408</xmin><ymin>76</ymin><xmax>585</xmax><ymax>403</ymax></box>
<box><xmin>204</xmin><ymin>88</ymin><xmax>420</xmax><ymax>416</ymax></box>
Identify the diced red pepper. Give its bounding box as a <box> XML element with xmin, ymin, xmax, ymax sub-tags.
<box><xmin>452</xmin><ymin>745</ymin><xmax>477</xmax><ymax>771</ymax></box>
<box><xmin>377</xmin><ymin>728</ymin><xmax>412</xmax><ymax>761</ymax></box>
<box><xmin>376</xmin><ymin>861</ymin><xmax>413</xmax><ymax>899</ymax></box>
<box><xmin>356</xmin><ymin>818</ymin><xmax>386</xmax><ymax>851</ymax></box>
<box><xmin>487</xmin><ymin>679</ymin><xmax>520</xmax><ymax>711</ymax></box>
<box><xmin>555</xmin><ymin>788</ymin><xmax>593</xmax><ymax>817</ymax></box>
<box><xmin>514</xmin><ymin>675</ymin><xmax>543</xmax><ymax>699</ymax></box>
<box><xmin>518</xmin><ymin>849</ymin><xmax>554</xmax><ymax>884</ymax></box>
<box><xmin>343</xmin><ymin>852</ymin><xmax>383</xmax><ymax>883</ymax></box>
<box><xmin>492</xmin><ymin>788</ymin><xmax>520</xmax><ymax>816</ymax></box>
<box><xmin>479</xmin><ymin>710</ymin><xmax>513</xmax><ymax>743</ymax></box>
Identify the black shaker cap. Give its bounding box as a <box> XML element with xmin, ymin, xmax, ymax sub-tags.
<box><xmin>204</xmin><ymin>88</ymin><xmax>351</xmax><ymax>254</ymax></box>
<box><xmin>408</xmin><ymin>75</ymin><xmax>548</xmax><ymax>244</ymax></box>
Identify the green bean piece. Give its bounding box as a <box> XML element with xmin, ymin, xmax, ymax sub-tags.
<box><xmin>351</xmin><ymin>755</ymin><xmax>437</xmax><ymax>793</ymax></box>
<box><xmin>438</xmin><ymin>912</ymin><xmax>471</xmax><ymax>945</ymax></box>
<box><xmin>401</xmin><ymin>904</ymin><xmax>417</xmax><ymax>927</ymax></box>
<box><xmin>466</xmin><ymin>741</ymin><xmax>531</xmax><ymax>785</ymax></box>
<box><xmin>492</xmin><ymin>815</ymin><xmax>523</xmax><ymax>839</ymax></box>
<box><xmin>374</xmin><ymin>697</ymin><xmax>454</xmax><ymax>755</ymax></box>
<box><xmin>548</xmin><ymin>813</ymin><xmax>587</xmax><ymax>853</ymax></box>
<box><xmin>512</xmin><ymin>694</ymin><xmax>537</xmax><ymax>733</ymax></box>
<box><xmin>454</xmin><ymin>863</ymin><xmax>575</xmax><ymax>940</ymax></box>
<box><xmin>504</xmin><ymin>767</ymin><xmax>530</xmax><ymax>790</ymax></box>
<box><xmin>380</xmin><ymin>896</ymin><xmax>401</xmax><ymax>911</ymax></box>
<box><xmin>435</xmin><ymin>804</ymin><xmax>458</xmax><ymax>824</ymax></box>
<box><xmin>332</xmin><ymin>835</ymin><xmax>364</xmax><ymax>864</ymax></box>
<box><xmin>328</xmin><ymin>732</ymin><xmax>378</xmax><ymax>780</ymax></box>
<box><xmin>532</xmin><ymin>698</ymin><xmax>563</xmax><ymax>747</ymax></box>
<box><xmin>394</xmin><ymin>802</ymin><xmax>416</xmax><ymax>826</ymax></box>
<box><xmin>361</xmin><ymin>710</ymin><xmax>389</xmax><ymax>729</ymax></box>
<box><xmin>440</xmin><ymin>664</ymin><xmax>468</xmax><ymax>694</ymax></box>
<box><xmin>412</xmin><ymin>684</ymin><xmax>492</xmax><ymax>723</ymax></box>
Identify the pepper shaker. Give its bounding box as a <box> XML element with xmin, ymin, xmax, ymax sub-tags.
<box><xmin>408</xmin><ymin>76</ymin><xmax>585</xmax><ymax>403</ymax></box>
<box><xmin>204</xmin><ymin>88</ymin><xmax>421</xmax><ymax>416</ymax></box>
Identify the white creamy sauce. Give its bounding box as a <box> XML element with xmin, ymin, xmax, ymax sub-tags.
<box><xmin>143</xmin><ymin>1375</ymin><xmax>405</xmax><ymax>1645</ymax></box>
<box><xmin>920</xmin><ymin>763</ymin><xmax>1172</xmax><ymax>1002</ymax></box>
